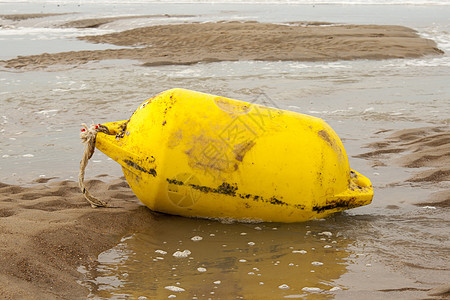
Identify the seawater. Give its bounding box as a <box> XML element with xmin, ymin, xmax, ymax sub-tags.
<box><xmin>1</xmin><ymin>2</ymin><xmax>449</xmax><ymax>298</ymax></box>
<box><xmin>1</xmin><ymin>57</ymin><xmax>449</xmax><ymax>183</ymax></box>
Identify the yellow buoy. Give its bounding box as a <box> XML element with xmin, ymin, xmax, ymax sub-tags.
<box><xmin>95</xmin><ymin>88</ymin><xmax>373</xmax><ymax>222</ymax></box>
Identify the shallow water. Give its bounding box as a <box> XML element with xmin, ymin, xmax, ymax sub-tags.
<box><xmin>80</xmin><ymin>216</ymin><xmax>351</xmax><ymax>299</ymax></box>
<box><xmin>78</xmin><ymin>208</ymin><xmax>449</xmax><ymax>299</ymax></box>
<box><xmin>1</xmin><ymin>2</ymin><xmax>449</xmax><ymax>298</ymax></box>
<box><xmin>1</xmin><ymin>57</ymin><xmax>449</xmax><ymax>184</ymax></box>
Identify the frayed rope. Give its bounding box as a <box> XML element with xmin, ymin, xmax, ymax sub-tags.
<box><xmin>79</xmin><ymin>123</ymin><xmax>113</xmax><ymax>208</ymax></box>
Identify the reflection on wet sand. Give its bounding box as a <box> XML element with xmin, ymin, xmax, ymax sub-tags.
<box><xmin>80</xmin><ymin>214</ymin><xmax>352</xmax><ymax>299</ymax></box>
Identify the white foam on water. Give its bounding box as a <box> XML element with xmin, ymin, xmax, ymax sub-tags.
<box><xmin>422</xmin><ymin>206</ymin><xmax>437</xmax><ymax>209</ymax></box>
<box><xmin>278</xmin><ymin>284</ymin><xmax>290</xmax><ymax>290</ymax></box>
<box><xmin>172</xmin><ymin>250</ymin><xmax>191</xmax><ymax>258</ymax></box>
<box><xmin>292</xmin><ymin>250</ymin><xmax>307</xmax><ymax>254</ymax></box>
<box><xmin>120</xmin><ymin>235</ymin><xmax>134</xmax><ymax>242</ymax></box>
<box><xmin>0</xmin><ymin>26</ymin><xmax>112</xmax><ymax>39</ymax></box>
<box><xmin>302</xmin><ymin>287</ymin><xmax>322</xmax><ymax>292</ymax></box>
<box><xmin>164</xmin><ymin>286</ymin><xmax>185</xmax><ymax>292</ymax></box>
<box><xmin>319</xmin><ymin>231</ymin><xmax>333</xmax><ymax>237</ymax></box>
<box><xmin>35</xmin><ymin>109</ymin><xmax>58</xmax><ymax>115</ymax></box>
<box><xmin>311</xmin><ymin>261</ymin><xmax>324</xmax><ymax>266</ymax></box>
<box><xmin>190</xmin><ymin>236</ymin><xmax>203</xmax><ymax>241</ymax></box>
<box><xmin>384</xmin><ymin>57</ymin><xmax>450</xmax><ymax>69</ymax></box>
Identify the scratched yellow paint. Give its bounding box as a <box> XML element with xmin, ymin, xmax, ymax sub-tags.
<box><xmin>95</xmin><ymin>88</ymin><xmax>373</xmax><ymax>222</ymax></box>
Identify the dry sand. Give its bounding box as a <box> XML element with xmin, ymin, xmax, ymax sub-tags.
<box><xmin>0</xmin><ymin>21</ymin><xmax>443</xmax><ymax>69</ymax></box>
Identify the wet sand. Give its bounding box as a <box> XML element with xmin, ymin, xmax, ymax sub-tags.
<box><xmin>0</xmin><ymin>177</ymin><xmax>151</xmax><ymax>299</ymax></box>
<box><xmin>0</xmin><ymin>14</ymin><xmax>449</xmax><ymax>299</ymax></box>
<box><xmin>0</xmin><ymin>13</ymin><xmax>71</xmax><ymax>21</ymax></box>
<box><xmin>356</xmin><ymin>126</ymin><xmax>450</xmax><ymax>208</ymax></box>
<box><xmin>357</xmin><ymin>127</ymin><xmax>450</xmax><ymax>183</ymax></box>
<box><xmin>0</xmin><ymin>21</ymin><xmax>443</xmax><ymax>69</ymax></box>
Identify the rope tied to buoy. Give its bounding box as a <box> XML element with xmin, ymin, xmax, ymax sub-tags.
<box><xmin>79</xmin><ymin>123</ymin><xmax>113</xmax><ymax>208</ymax></box>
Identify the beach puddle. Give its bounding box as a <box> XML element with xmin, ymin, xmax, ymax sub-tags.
<box><xmin>79</xmin><ymin>214</ymin><xmax>353</xmax><ymax>299</ymax></box>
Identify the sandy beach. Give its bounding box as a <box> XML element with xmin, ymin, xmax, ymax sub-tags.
<box><xmin>0</xmin><ymin>8</ymin><xmax>449</xmax><ymax>299</ymax></box>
